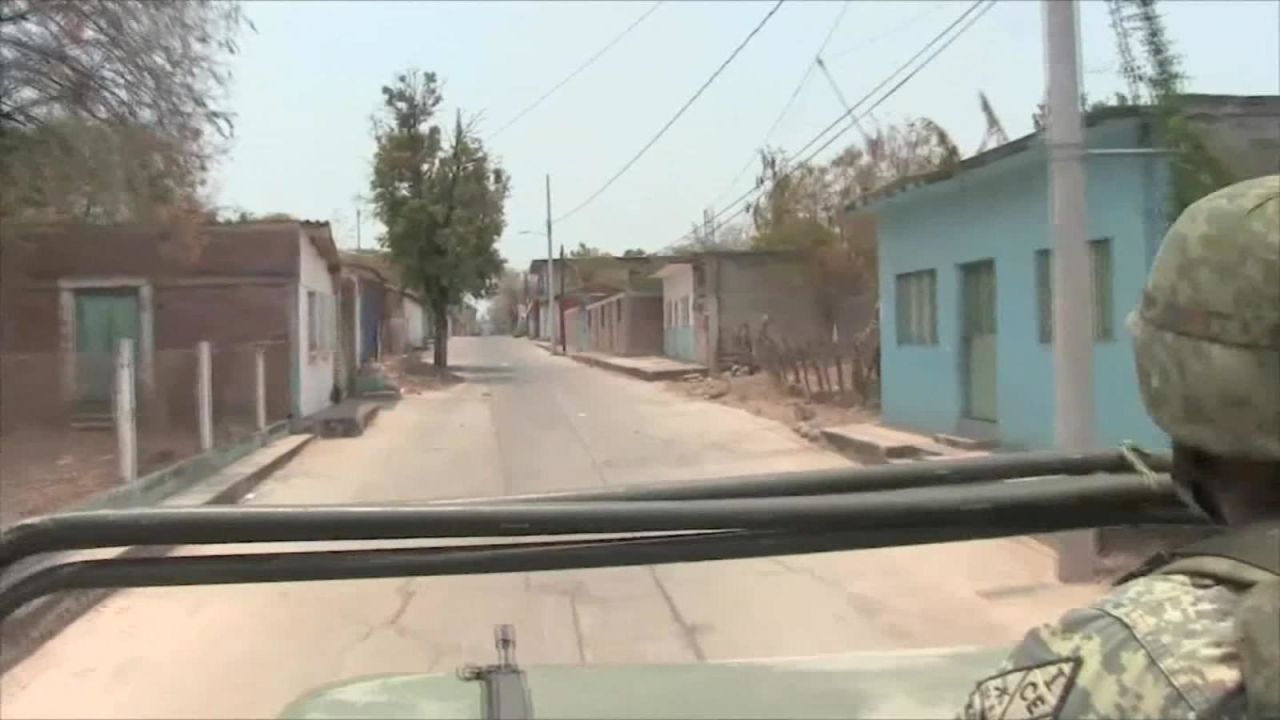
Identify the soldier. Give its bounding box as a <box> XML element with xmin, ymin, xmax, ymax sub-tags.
<box><xmin>959</xmin><ymin>174</ymin><xmax>1280</xmax><ymax>720</ymax></box>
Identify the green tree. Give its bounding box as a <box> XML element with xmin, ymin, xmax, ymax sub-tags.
<box><xmin>369</xmin><ymin>69</ymin><xmax>509</xmax><ymax>368</ymax></box>
<box><xmin>569</xmin><ymin>242</ymin><xmax>604</xmax><ymax>258</ymax></box>
<box><xmin>0</xmin><ymin>0</ymin><xmax>248</xmax><ymax>221</ymax></box>
<box><xmin>622</xmin><ymin>248</ymin><xmax>648</xmax><ymax>257</ymax></box>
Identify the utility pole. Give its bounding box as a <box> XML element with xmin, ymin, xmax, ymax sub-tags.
<box><xmin>355</xmin><ymin>207</ymin><xmax>362</xmax><ymax>250</ymax></box>
<box><xmin>545</xmin><ymin>174</ymin><xmax>556</xmax><ymax>348</ymax></box>
<box><xmin>1044</xmin><ymin>0</ymin><xmax>1095</xmax><ymax>581</ymax></box>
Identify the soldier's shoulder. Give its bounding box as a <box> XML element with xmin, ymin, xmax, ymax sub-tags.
<box><xmin>960</xmin><ymin>573</ymin><xmax>1245</xmax><ymax>720</ymax></box>
<box><xmin>1091</xmin><ymin>572</ymin><xmax>1245</xmax><ymax>715</ymax></box>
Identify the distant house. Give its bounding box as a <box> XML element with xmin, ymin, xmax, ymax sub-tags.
<box><xmin>337</xmin><ymin>251</ymin><xmax>428</xmax><ymax>392</ymax></box>
<box><xmin>527</xmin><ymin>255</ymin><xmax>668</xmax><ymax>345</ymax></box>
<box><xmin>579</xmin><ymin>288</ymin><xmax>664</xmax><ymax>357</ymax></box>
<box><xmin>652</xmin><ymin>251</ymin><xmax>834</xmax><ymax>368</ymax></box>
<box><xmin>847</xmin><ymin>94</ymin><xmax>1280</xmax><ymax>450</ymax></box>
<box><xmin>0</xmin><ymin>219</ymin><xmax>343</xmax><ymax>422</ymax></box>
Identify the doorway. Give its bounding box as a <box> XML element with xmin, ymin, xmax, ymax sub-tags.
<box><xmin>74</xmin><ymin>288</ymin><xmax>140</xmax><ymax>410</ymax></box>
<box><xmin>960</xmin><ymin>260</ymin><xmax>997</xmax><ymax>423</ymax></box>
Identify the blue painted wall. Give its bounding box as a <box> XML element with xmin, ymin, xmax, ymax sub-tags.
<box><xmin>359</xmin><ymin>280</ymin><xmax>383</xmax><ymax>364</ymax></box>
<box><xmin>873</xmin><ymin>118</ymin><xmax>1171</xmax><ymax>451</ymax></box>
<box><xmin>664</xmin><ymin>327</ymin><xmax>695</xmax><ymax>362</ymax></box>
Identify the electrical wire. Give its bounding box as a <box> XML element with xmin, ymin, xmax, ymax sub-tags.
<box><xmin>697</xmin><ymin>0</ymin><xmax>994</xmax><ymax>240</ymax></box>
<box><xmin>487</xmin><ymin>2</ymin><xmax>665</xmax><ymax>141</ymax></box>
<box><xmin>553</xmin><ymin>0</ymin><xmax>786</xmax><ymax>226</ymax></box>
<box><xmin>826</xmin><ymin>1</ymin><xmax>951</xmax><ymax>61</ymax></box>
<box><xmin>707</xmin><ymin>0</ymin><xmax>852</xmax><ymax>210</ymax></box>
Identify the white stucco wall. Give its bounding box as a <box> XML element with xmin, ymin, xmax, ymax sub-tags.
<box><xmin>659</xmin><ymin>264</ymin><xmax>695</xmax><ymax>326</ymax></box>
<box><xmin>404</xmin><ymin>296</ymin><xmax>425</xmax><ymax>348</ymax></box>
<box><xmin>298</xmin><ymin>231</ymin><xmax>337</xmax><ymax>417</ymax></box>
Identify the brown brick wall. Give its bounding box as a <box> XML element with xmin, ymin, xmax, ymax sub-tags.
<box><xmin>153</xmin><ymin>284</ymin><xmax>291</xmax><ymax>349</ymax></box>
<box><xmin>1</xmin><ymin>222</ymin><xmax>301</xmax><ymax>354</ymax></box>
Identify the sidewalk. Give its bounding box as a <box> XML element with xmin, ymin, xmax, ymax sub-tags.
<box><xmin>572</xmin><ymin>352</ymin><xmax>707</xmax><ymax>381</ymax></box>
<box><xmin>0</xmin><ymin>432</ymin><xmax>314</xmax><ymax>674</ymax></box>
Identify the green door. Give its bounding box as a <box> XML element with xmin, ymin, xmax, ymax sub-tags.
<box><xmin>75</xmin><ymin>289</ymin><xmax>140</xmax><ymax>409</ymax></box>
<box><xmin>961</xmin><ymin>261</ymin><xmax>997</xmax><ymax>422</ymax></box>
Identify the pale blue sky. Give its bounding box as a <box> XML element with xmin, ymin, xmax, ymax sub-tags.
<box><xmin>212</xmin><ymin>0</ymin><xmax>1279</xmax><ymax>269</ymax></box>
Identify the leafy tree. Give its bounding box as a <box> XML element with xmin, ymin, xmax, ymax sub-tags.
<box><xmin>748</xmin><ymin>147</ymin><xmax>837</xmax><ymax>251</ymax></box>
<box><xmin>369</xmin><ymin>69</ymin><xmax>509</xmax><ymax>367</ymax></box>
<box><xmin>622</xmin><ymin>248</ymin><xmax>648</xmax><ymax>257</ymax></box>
<box><xmin>569</xmin><ymin>242</ymin><xmax>604</xmax><ymax>258</ymax></box>
<box><xmin>664</xmin><ymin>215</ymin><xmax>749</xmax><ymax>255</ymax></box>
<box><xmin>0</xmin><ymin>0</ymin><xmax>248</xmax><ymax>221</ymax></box>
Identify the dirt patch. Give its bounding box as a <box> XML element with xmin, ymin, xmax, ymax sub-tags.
<box><xmin>666</xmin><ymin>371</ymin><xmax>878</xmax><ymax>442</ymax></box>
<box><xmin>370</xmin><ymin>353</ymin><xmax>464</xmax><ymax>395</ymax></box>
<box><xmin>0</xmin><ymin>427</ymin><xmax>201</xmax><ymax>526</ymax></box>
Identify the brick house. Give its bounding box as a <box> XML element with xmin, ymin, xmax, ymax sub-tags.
<box><xmin>0</xmin><ymin>219</ymin><xmax>343</xmax><ymax>426</ymax></box>
<box><xmin>653</xmin><ymin>251</ymin><xmax>843</xmax><ymax>369</ymax></box>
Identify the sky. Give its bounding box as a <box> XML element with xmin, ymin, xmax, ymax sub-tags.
<box><xmin>211</xmin><ymin>0</ymin><xmax>1280</xmax><ymax>270</ymax></box>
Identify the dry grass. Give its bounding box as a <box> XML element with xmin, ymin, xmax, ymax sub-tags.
<box><xmin>666</xmin><ymin>371</ymin><xmax>878</xmax><ymax>434</ymax></box>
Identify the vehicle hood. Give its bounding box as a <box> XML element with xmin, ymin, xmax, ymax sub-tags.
<box><xmin>280</xmin><ymin>645</ymin><xmax>1005</xmax><ymax>719</ymax></box>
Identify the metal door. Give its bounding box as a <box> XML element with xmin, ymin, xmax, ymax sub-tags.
<box><xmin>961</xmin><ymin>261</ymin><xmax>997</xmax><ymax>422</ymax></box>
<box><xmin>74</xmin><ymin>289</ymin><xmax>140</xmax><ymax>408</ymax></box>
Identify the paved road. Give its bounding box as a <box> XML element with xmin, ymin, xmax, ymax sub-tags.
<box><xmin>0</xmin><ymin>338</ymin><xmax>1103</xmax><ymax>719</ymax></box>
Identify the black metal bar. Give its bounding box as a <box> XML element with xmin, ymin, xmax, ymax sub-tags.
<box><xmin>431</xmin><ymin>449</ymin><xmax>1171</xmax><ymax>505</ymax></box>
<box><xmin>0</xmin><ymin>506</ymin><xmax>1194</xmax><ymax>624</ymax></box>
<box><xmin>0</xmin><ymin>472</ymin><xmax>1194</xmax><ymax>570</ymax></box>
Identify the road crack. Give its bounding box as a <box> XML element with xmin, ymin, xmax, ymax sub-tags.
<box><xmin>567</xmin><ymin>592</ymin><xmax>588</xmax><ymax>665</ymax></box>
<box><xmin>387</xmin><ymin>579</ymin><xmax>416</xmax><ymax>627</ymax></box>
<box><xmin>646</xmin><ymin>567</ymin><xmax>706</xmax><ymax>661</ymax></box>
<box><xmin>769</xmin><ymin>558</ymin><xmax>913</xmax><ymax>642</ymax></box>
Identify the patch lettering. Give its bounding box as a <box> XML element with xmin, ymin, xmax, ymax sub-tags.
<box><xmin>963</xmin><ymin>658</ymin><xmax>1081</xmax><ymax>720</ymax></box>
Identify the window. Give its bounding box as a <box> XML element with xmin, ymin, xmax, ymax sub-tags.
<box><xmin>307</xmin><ymin>290</ymin><xmax>318</xmax><ymax>352</ymax></box>
<box><xmin>1036</xmin><ymin>238</ymin><xmax>1114</xmax><ymax>343</ymax></box>
<box><xmin>895</xmin><ymin>270</ymin><xmax>937</xmax><ymax>345</ymax></box>
<box><xmin>307</xmin><ymin>291</ymin><xmax>335</xmax><ymax>355</ymax></box>
<box><xmin>616</xmin><ymin>300</ymin><xmax>623</xmax><ymax>323</ymax></box>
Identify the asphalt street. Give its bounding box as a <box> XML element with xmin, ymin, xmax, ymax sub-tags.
<box><xmin>0</xmin><ymin>337</ymin><xmax>1105</xmax><ymax>719</ymax></box>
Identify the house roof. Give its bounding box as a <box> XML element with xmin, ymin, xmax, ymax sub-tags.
<box><xmin>338</xmin><ymin>250</ymin><xmax>424</xmax><ymax>301</ymax></box>
<box><xmin>299</xmin><ymin>221</ymin><xmax>341</xmax><ymax>272</ymax></box>
<box><xmin>844</xmin><ymin>94</ymin><xmax>1280</xmax><ymax>214</ymax></box>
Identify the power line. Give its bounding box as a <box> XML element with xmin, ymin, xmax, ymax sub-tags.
<box><xmin>488</xmin><ymin>2</ymin><xmax>665</xmax><ymax>141</ymax></box>
<box><xmin>814</xmin><ymin>55</ymin><xmax>871</xmax><ymax>143</ymax></box>
<box><xmin>698</xmin><ymin>0</ymin><xmax>994</xmax><ymax>239</ymax></box>
<box><xmin>553</xmin><ymin>0</ymin><xmax>786</xmax><ymax>226</ymax></box>
<box><xmin>708</xmin><ymin>0</ymin><xmax>852</xmax><ymax>209</ymax></box>
<box><xmin>826</xmin><ymin>1</ymin><xmax>950</xmax><ymax>61</ymax></box>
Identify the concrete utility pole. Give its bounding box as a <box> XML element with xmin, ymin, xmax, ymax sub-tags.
<box><xmin>545</xmin><ymin>174</ymin><xmax>556</xmax><ymax>348</ymax></box>
<box><xmin>1044</xmin><ymin>0</ymin><xmax>1096</xmax><ymax>582</ymax></box>
<box><xmin>355</xmin><ymin>207</ymin><xmax>362</xmax><ymax>250</ymax></box>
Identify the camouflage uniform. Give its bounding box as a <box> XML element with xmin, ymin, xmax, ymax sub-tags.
<box><xmin>959</xmin><ymin>174</ymin><xmax>1280</xmax><ymax>720</ymax></box>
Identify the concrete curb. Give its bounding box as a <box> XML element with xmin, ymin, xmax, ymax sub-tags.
<box><xmin>0</xmin><ymin>434</ymin><xmax>314</xmax><ymax>675</ymax></box>
<box><xmin>570</xmin><ymin>353</ymin><xmax>703</xmax><ymax>382</ymax></box>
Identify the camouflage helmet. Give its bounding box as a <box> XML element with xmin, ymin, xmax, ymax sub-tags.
<box><xmin>1127</xmin><ymin>175</ymin><xmax>1280</xmax><ymax>460</ymax></box>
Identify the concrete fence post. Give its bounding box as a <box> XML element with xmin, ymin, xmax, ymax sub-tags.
<box><xmin>114</xmin><ymin>338</ymin><xmax>138</xmax><ymax>483</ymax></box>
<box><xmin>197</xmin><ymin>340</ymin><xmax>213</xmax><ymax>452</ymax></box>
<box><xmin>255</xmin><ymin>345</ymin><xmax>267</xmax><ymax>431</ymax></box>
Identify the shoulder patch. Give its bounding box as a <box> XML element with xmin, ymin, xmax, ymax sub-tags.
<box><xmin>962</xmin><ymin>658</ymin><xmax>1081</xmax><ymax>720</ymax></box>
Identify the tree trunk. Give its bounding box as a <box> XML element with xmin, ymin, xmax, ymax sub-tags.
<box><xmin>432</xmin><ymin>306</ymin><xmax>449</xmax><ymax>368</ymax></box>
